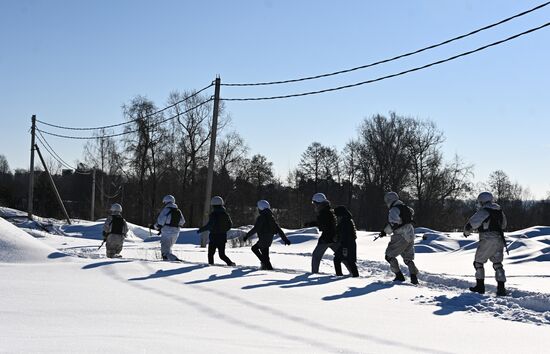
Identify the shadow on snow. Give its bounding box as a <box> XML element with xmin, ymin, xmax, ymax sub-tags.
<box><xmin>129</xmin><ymin>264</ymin><xmax>208</xmax><ymax>281</ymax></box>
<box><xmin>322</xmin><ymin>281</ymin><xmax>395</xmax><ymax>301</ymax></box>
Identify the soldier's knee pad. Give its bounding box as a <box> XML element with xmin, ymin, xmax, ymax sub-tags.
<box><xmin>473</xmin><ymin>261</ymin><xmax>484</xmax><ymax>269</ymax></box>
<box><xmin>493</xmin><ymin>262</ymin><xmax>503</xmax><ymax>270</ymax></box>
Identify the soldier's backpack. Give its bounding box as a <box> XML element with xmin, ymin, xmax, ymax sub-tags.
<box><xmin>395</xmin><ymin>204</ymin><xmax>415</xmax><ymax>227</ymax></box>
<box><xmin>110</xmin><ymin>215</ymin><xmax>125</xmax><ymax>234</ymax></box>
<box><xmin>168</xmin><ymin>208</ymin><xmax>182</xmax><ymax>227</ymax></box>
<box><xmin>480</xmin><ymin>208</ymin><xmax>504</xmax><ymax>232</ymax></box>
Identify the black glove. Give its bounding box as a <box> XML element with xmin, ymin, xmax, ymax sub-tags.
<box><xmin>463</xmin><ymin>223</ymin><xmax>472</xmax><ymax>238</ymax></box>
<box><xmin>378</xmin><ymin>231</ymin><xmax>386</xmax><ymax>238</ymax></box>
<box><xmin>283</xmin><ymin>237</ymin><xmax>291</xmax><ymax>246</ymax></box>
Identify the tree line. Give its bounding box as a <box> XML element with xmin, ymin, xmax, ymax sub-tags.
<box><xmin>1</xmin><ymin>97</ymin><xmax>549</xmax><ymax>231</ymax></box>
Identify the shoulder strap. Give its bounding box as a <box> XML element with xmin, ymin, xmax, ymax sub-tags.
<box><xmin>481</xmin><ymin>208</ymin><xmax>503</xmax><ymax>232</ymax></box>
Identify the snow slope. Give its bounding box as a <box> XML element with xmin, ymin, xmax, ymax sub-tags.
<box><xmin>1</xmin><ymin>212</ymin><xmax>550</xmax><ymax>353</ymax></box>
<box><xmin>0</xmin><ymin>217</ymin><xmax>66</xmax><ymax>263</ymax></box>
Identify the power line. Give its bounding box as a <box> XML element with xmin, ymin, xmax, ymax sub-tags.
<box><xmin>35</xmin><ymin>132</ymin><xmax>76</xmax><ymax>170</ymax></box>
<box><xmin>96</xmin><ymin>183</ymin><xmax>122</xmax><ymax>199</ymax></box>
<box><xmin>35</xmin><ymin>133</ymin><xmax>91</xmax><ymax>174</ymax></box>
<box><xmin>36</xmin><ymin>97</ymin><xmax>214</xmax><ymax>140</ymax></box>
<box><xmin>36</xmin><ymin>82</ymin><xmax>214</xmax><ymax>131</ymax></box>
<box><xmin>222</xmin><ymin>21</ymin><xmax>550</xmax><ymax>101</ymax></box>
<box><xmin>222</xmin><ymin>1</ymin><xmax>550</xmax><ymax>87</ymax></box>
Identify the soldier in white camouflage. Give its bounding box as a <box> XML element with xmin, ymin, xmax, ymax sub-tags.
<box><xmin>102</xmin><ymin>203</ymin><xmax>128</xmax><ymax>258</ymax></box>
<box><xmin>155</xmin><ymin>195</ymin><xmax>186</xmax><ymax>261</ymax></box>
<box><xmin>464</xmin><ymin>192</ymin><xmax>508</xmax><ymax>296</ymax></box>
<box><xmin>379</xmin><ymin>192</ymin><xmax>419</xmax><ymax>284</ymax></box>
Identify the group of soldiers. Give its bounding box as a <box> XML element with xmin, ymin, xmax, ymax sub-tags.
<box><xmin>101</xmin><ymin>190</ymin><xmax>509</xmax><ymax>296</ymax></box>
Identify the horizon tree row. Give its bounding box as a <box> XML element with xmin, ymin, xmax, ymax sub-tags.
<box><xmin>0</xmin><ymin>109</ymin><xmax>548</xmax><ymax>230</ymax></box>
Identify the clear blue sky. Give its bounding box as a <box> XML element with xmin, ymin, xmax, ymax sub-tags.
<box><xmin>1</xmin><ymin>0</ymin><xmax>549</xmax><ymax>197</ymax></box>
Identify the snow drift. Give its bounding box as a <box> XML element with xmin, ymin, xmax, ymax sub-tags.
<box><xmin>0</xmin><ymin>217</ymin><xmax>67</xmax><ymax>263</ymax></box>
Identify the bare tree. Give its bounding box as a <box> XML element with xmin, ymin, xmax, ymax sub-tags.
<box><xmin>167</xmin><ymin>90</ymin><xmax>230</xmax><ymax>225</ymax></box>
<box><xmin>84</xmin><ymin>129</ymin><xmax>123</xmax><ymax>211</ymax></box>
<box><xmin>405</xmin><ymin>119</ymin><xmax>445</xmax><ymax>221</ymax></box>
<box><xmin>215</xmin><ymin>131</ymin><xmax>249</xmax><ymax>176</ymax></box>
<box><xmin>357</xmin><ymin>113</ymin><xmax>411</xmax><ymax>191</ymax></box>
<box><xmin>123</xmin><ymin>96</ymin><xmax>167</xmax><ymax>224</ymax></box>
<box><xmin>487</xmin><ymin>170</ymin><xmax>523</xmax><ymax>202</ymax></box>
<box><xmin>241</xmin><ymin>154</ymin><xmax>274</xmax><ymax>199</ymax></box>
<box><xmin>0</xmin><ymin>155</ymin><xmax>9</xmax><ymax>174</ymax></box>
<box><xmin>299</xmin><ymin>142</ymin><xmax>339</xmax><ymax>191</ymax></box>
<box><xmin>342</xmin><ymin>140</ymin><xmax>360</xmax><ymax>204</ymax></box>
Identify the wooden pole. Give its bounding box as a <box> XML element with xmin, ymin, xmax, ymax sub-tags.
<box><xmin>91</xmin><ymin>168</ymin><xmax>96</xmax><ymax>221</ymax></box>
<box><xmin>200</xmin><ymin>77</ymin><xmax>221</xmax><ymax>247</ymax></box>
<box><xmin>34</xmin><ymin>144</ymin><xmax>71</xmax><ymax>224</ymax></box>
<box><xmin>27</xmin><ymin>115</ymin><xmax>36</xmax><ymax>220</ymax></box>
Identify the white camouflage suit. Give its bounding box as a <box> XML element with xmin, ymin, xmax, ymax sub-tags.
<box><xmin>102</xmin><ymin>214</ymin><xmax>129</xmax><ymax>258</ymax></box>
<box><xmin>384</xmin><ymin>200</ymin><xmax>418</xmax><ymax>275</ymax></box>
<box><xmin>465</xmin><ymin>203</ymin><xmax>507</xmax><ymax>282</ymax></box>
<box><xmin>156</xmin><ymin>202</ymin><xmax>185</xmax><ymax>260</ymax></box>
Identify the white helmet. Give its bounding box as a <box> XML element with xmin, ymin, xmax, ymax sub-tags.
<box><xmin>110</xmin><ymin>203</ymin><xmax>122</xmax><ymax>214</ymax></box>
<box><xmin>477</xmin><ymin>192</ymin><xmax>494</xmax><ymax>205</ymax></box>
<box><xmin>162</xmin><ymin>195</ymin><xmax>176</xmax><ymax>204</ymax></box>
<box><xmin>211</xmin><ymin>196</ymin><xmax>224</xmax><ymax>206</ymax></box>
<box><xmin>384</xmin><ymin>192</ymin><xmax>399</xmax><ymax>207</ymax></box>
<box><xmin>312</xmin><ymin>193</ymin><xmax>328</xmax><ymax>204</ymax></box>
<box><xmin>257</xmin><ymin>200</ymin><xmax>270</xmax><ymax>211</ymax></box>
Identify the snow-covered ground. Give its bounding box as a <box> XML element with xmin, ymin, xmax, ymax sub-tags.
<box><xmin>1</xmin><ymin>206</ymin><xmax>549</xmax><ymax>353</ymax></box>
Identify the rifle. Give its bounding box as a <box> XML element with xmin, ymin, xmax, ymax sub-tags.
<box><xmin>500</xmin><ymin>231</ymin><xmax>510</xmax><ymax>255</ymax></box>
<box><xmin>373</xmin><ymin>231</ymin><xmax>386</xmax><ymax>242</ymax></box>
<box><xmin>98</xmin><ymin>230</ymin><xmax>109</xmax><ymax>250</ymax></box>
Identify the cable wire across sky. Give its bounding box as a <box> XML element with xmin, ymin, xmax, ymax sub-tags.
<box><xmin>35</xmin><ymin>132</ymin><xmax>91</xmax><ymax>174</ymax></box>
<box><xmin>36</xmin><ymin>82</ymin><xmax>214</xmax><ymax>131</ymax></box>
<box><xmin>222</xmin><ymin>1</ymin><xmax>550</xmax><ymax>87</ymax></box>
<box><xmin>36</xmin><ymin>98</ymin><xmax>214</xmax><ymax>140</ymax></box>
<box><xmin>221</xmin><ymin>21</ymin><xmax>550</xmax><ymax>101</ymax></box>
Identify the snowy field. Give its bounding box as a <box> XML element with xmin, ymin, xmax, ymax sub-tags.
<box><xmin>1</xmin><ymin>206</ymin><xmax>549</xmax><ymax>353</ymax></box>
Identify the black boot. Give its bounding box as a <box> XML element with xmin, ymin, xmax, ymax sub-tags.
<box><xmin>496</xmin><ymin>281</ymin><xmax>507</xmax><ymax>296</ymax></box>
<box><xmin>334</xmin><ymin>261</ymin><xmax>344</xmax><ymax>276</ymax></box>
<box><xmin>393</xmin><ymin>271</ymin><xmax>405</xmax><ymax>282</ymax></box>
<box><xmin>410</xmin><ymin>274</ymin><xmax>418</xmax><ymax>285</ymax></box>
<box><xmin>469</xmin><ymin>279</ymin><xmax>485</xmax><ymax>294</ymax></box>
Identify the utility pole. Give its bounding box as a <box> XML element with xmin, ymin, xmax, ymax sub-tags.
<box><xmin>34</xmin><ymin>144</ymin><xmax>71</xmax><ymax>224</ymax></box>
<box><xmin>91</xmin><ymin>168</ymin><xmax>96</xmax><ymax>221</ymax></box>
<box><xmin>200</xmin><ymin>77</ymin><xmax>221</xmax><ymax>247</ymax></box>
<box><xmin>28</xmin><ymin>115</ymin><xmax>36</xmax><ymax>220</ymax></box>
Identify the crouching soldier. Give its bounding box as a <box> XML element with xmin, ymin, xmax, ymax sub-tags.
<box><xmin>198</xmin><ymin>196</ymin><xmax>235</xmax><ymax>266</ymax></box>
<box><xmin>379</xmin><ymin>192</ymin><xmax>419</xmax><ymax>284</ymax></box>
<box><xmin>334</xmin><ymin>206</ymin><xmax>359</xmax><ymax>277</ymax></box>
<box><xmin>244</xmin><ymin>200</ymin><xmax>291</xmax><ymax>270</ymax></box>
<box><xmin>464</xmin><ymin>192</ymin><xmax>508</xmax><ymax>296</ymax></box>
<box><xmin>102</xmin><ymin>203</ymin><xmax>128</xmax><ymax>258</ymax></box>
<box><xmin>155</xmin><ymin>195</ymin><xmax>185</xmax><ymax>261</ymax></box>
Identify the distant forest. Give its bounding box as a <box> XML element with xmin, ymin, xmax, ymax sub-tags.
<box><xmin>1</xmin><ymin>93</ymin><xmax>549</xmax><ymax>231</ymax></box>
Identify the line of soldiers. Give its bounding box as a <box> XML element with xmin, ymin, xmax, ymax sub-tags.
<box><xmin>101</xmin><ymin>190</ymin><xmax>508</xmax><ymax>296</ymax></box>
